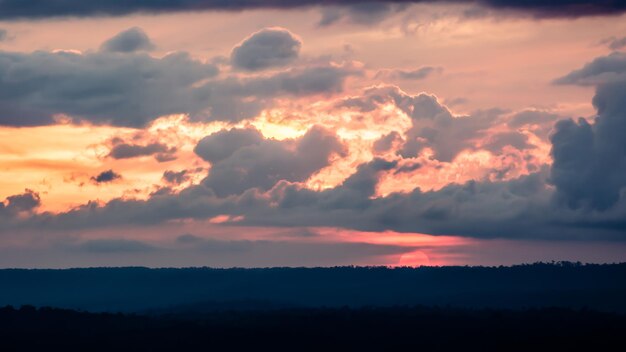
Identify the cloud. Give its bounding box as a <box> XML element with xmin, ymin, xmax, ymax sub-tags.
<box><xmin>0</xmin><ymin>1</ymin><xmax>622</xmax><ymax>20</ymax></box>
<box><xmin>78</xmin><ymin>239</ymin><xmax>155</xmax><ymax>253</ymax></box>
<box><xmin>0</xmin><ymin>50</ymin><xmax>218</xmax><ymax>127</ymax></box>
<box><xmin>0</xmin><ymin>41</ymin><xmax>359</xmax><ymax>127</ymax></box>
<box><xmin>373</xmin><ymin>131</ymin><xmax>403</xmax><ymax>154</ymax></box>
<box><xmin>231</xmin><ymin>28</ymin><xmax>301</xmax><ymax>71</ymax></box>
<box><xmin>100</xmin><ymin>27</ymin><xmax>155</xmax><ymax>53</ymax></box>
<box><xmin>91</xmin><ymin>170</ymin><xmax>122</xmax><ymax>184</ymax></box>
<box><xmin>196</xmin><ymin>126</ymin><xmax>347</xmax><ymax>197</ymax></box>
<box><xmin>553</xmin><ymin>52</ymin><xmax>626</xmax><ymax>86</ymax></box>
<box><xmin>318</xmin><ymin>3</ymin><xmax>401</xmax><ymax>26</ymax></box>
<box><xmin>194</xmin><ymin>127</ymin><xmax>264</xmax><ymax>163</ymax></box>
<box><xmin>376</xmin><ymin>66</ymin><xmax>443</xmax><ymax>81</ymax></box>
<box><xmin>340</xmin><ymin>85</ymin><xmax>500</xmax><ymax>161</ymax></box>
<box><xmin>549</xmin><ymin>53</ymin><xmax>626</xmax><ymax>211</ymax></box>
<box><xmin>109</xmin><ymin>142</ymin><xmax>177</xmax><ymax>162</ymax></box>
<box><xmin>5</xmin><ymin>56</ymin><xmax>626</xmax><ymax>241</ymax></box>
<box><xmin>0</xmin><ymin>189</ymin><xmax>40</xmax><ymax>218</ymax></box>
<box><xmin>599</xmin><ymin>36</ymin><xmax>626</xmax><ymax>51</ymax></box>
<box><xmin>163</xmin><ymin>170</ymin><xmax>191</xmax><ymax>185</ymax></box>
<box><xmin>0</xmin><ymin>29</ymin><xmax>7</xmax><ymax>42</ymax></box>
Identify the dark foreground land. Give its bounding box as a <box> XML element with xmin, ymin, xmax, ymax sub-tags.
<box><xmin>1</xmin><ymin>262</ymin><xmax>625</xmax><ymax>313</ymax></box>
<box><xmin>1</xmin><ymin>263</ymin><xmax>625</xmax><ymax>351</ymax></box>
<box><xmin>1</xmin><ymin>305</ymin><xmax>625</xmax><ymax>351</ymax></box>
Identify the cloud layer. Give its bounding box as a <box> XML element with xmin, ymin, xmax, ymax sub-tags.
<box><xmin>0</xmin><ymin>1</ymin><xmax>623</xmax><ymax>19</ymax></box>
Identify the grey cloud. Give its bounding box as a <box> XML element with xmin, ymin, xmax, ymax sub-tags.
<box><xmin>550</xmin><ymin>82</ymin><xmax>626</xmax><ymax>211</ymax></box>
<box><xmin>194</xmin><ymin>127</ymin><xmax>264</xmax><ymax>163</ymax></box>
<box><xmin>109</xmin><ymin>142</ymin><xmax>176</xmax><ymax>161</ymax></box>
<box><xmin>78</xmin><ymin>239</ymin><xmax>155</xmax><ymax>253</ymax></box>
<box><xmin>377</xmin><ymin>66</ymin><xmax>443</xmax><ymax>80</ymax></box>
<box><xmin>553</xmin><ymin>52</ymin><xmax>626</xmax><ymax>86</ymax></box>
<box><xmin>100</xmin><ymin>27</ymin><xmax>155</xmax><ymax>53</ymax></box>
<box><xmin>176</xmin><ymin>233</ymin><xmax>203</xmax><ymax>243</ymax></box>
<box><xmin>600</xmin><ymin>36</ymin><xmax>626</xmax><ymax>51</ymax></box>
<box><xmin>549</xmin><ymin>52</ymin><xmax>626</xmax><ymax>211</ymax></box>
<box><xmin>373</xmin><ymin>131</ymin><xmax>403</xmax><ymax>154</ymax></box>
<box><xmin>196</xmin><ymin>126</ymin><xmax>347</xmax><ymax>197</ymax></box>
<box><xmin>0</xmin><ymin>50</ymin><xmax>218</xmax><ymax>127</ymax></box>
<box><xmin>5</xmin><ymin>159</ymin><xmax>625</xmax><ymax>240</ymax></box>
<box><xmin>394</xmin><ymin>161</ymin><xmax>421</xmax><ymax>174</ymax></box>
<box><xmin>0</xmin><ymin>46</ymin><xmax>358</xmax><ymax>127</ymax></box>
<box><xmin>482</xmin><ymin>131</ymin><xmax>534</xmax><ymax>153</ymax></box>
<box><xmin>231</xmin><ymin>28</ymin><xmax>301</xmax><ymax>71</ymax></box>
<box><xmin>0</xmin><ymin>1</ymin><xmax>620</xmax><ymax>20</ymax></box>
<box><xmin>443</xmin><ymin>97</ymin><xmax>469</xmax><ymax>107</ymax></box>
<box><xmin>91</xmin><ymin>170</ymin><xmax>122</xmax><ymax>183</ymax></box>
<box><xmin>0</xmin><ymin>29</ymin><xmax>7</xmax><ymax>42</ymax></box>
<box><xmin>0</xmin><ymin>190</ymin><xmax>40</xmax><ymax>218</ymax></box>
<box><xmin>319</xmin><ymin>3</ymin><xmax>400</xmax><ymax>26</ymax></box>
<box><xmin>509</xmin><ymin>110</ymin><xmax>560</xmax><ymax>128</ymax></box>
<box><xmin>163</xmin><ymin>170</ymin><xmax>190</xmax><ymax>185</ymax></box>
<box><xmin>340</xmin><ymin>86</ymin><xmax>500</xmax><ymax>161</ymax></box>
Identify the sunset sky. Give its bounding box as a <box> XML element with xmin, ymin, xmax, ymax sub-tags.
<box><xmin>1</xmin><ymin>0</ymin><xmax>626</xmax><ymax>268</ymax></box>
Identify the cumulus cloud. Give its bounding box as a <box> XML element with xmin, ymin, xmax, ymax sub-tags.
<box><xmin>231</xmin><ymin>28</ymin><xmax>301</xmax><ymax>71</ymax></box>
<box><xmin>91</xmin><ymin>170</ymin><xmax>122</xmax><ymax>184</ymax></box>
<box><xmin>340</xmin><ymin>85</ymin><xmax>500</xmax><ymax>161</ymax></box>
<box><xmin>100</xmin><ymin>27</ymin><xmax>155</xmax><ymax>53</ymax></box>
<box><xmin>0</xmin><ymin>1</ymin><xmax>621</xmax><ymax>20</ymax></box>
<box><xmin>0</xmin><ymin>41</ymin><xmax>359</xmax><ymax>127</ymax></box>
<box><xmin>196</xmin><ymin>126</ymin><xmax>347</xmax><ymax>197</ymax></box>
<box><xmin>0</xmin><ymin>50</ymin><xmax>218</xmax><ymax>127</ymax></box>
<box><xmin>4</xmin><ymin>53</ymin><xmax>626</xmax><ymax>241</ymax></box>
<box><xmin>550</xmin><ymin>53</ymin><xmax>626</xmax><ymax>211</ymax></box>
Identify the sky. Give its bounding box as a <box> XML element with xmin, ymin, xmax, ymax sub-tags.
<box><xmin>1</xmin><ymin>0</ymin><xmax>626</xmax><ymax>268</ymax></box>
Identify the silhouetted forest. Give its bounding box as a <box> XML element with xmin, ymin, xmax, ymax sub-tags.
<box><xmin>0</xmin><ymin>305</ymin><xmax>624</xmax><ymax>351</ymax></box>
<box><xmin>1</xmin><ymin>262</ymin><xmax>625</xmax><ymax>313</ymax></box>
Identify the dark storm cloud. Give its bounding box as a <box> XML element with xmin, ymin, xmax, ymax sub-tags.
<box><xmin>109</xmin><ymin>142</ymin><xmax>176</xmax><ymax>161</ymax></box>
<box><xmin>91</xmin><ymin>170</ymin><xmax>122</xmax><ymax>183</ymax></box>
<box><xmin>0</xmin><ymin>1</ymin><xmax>623</xmax><ymax>20</ymax></box>
<box><xmin>231</xmin><ymin>28</ymin><xmax>301</xmax><ymax>71</ymax></box>
<box><xmin>195</xmin><ymin>126</ymin><xmax>347</xmax><ymax>197</ymax></box>
<box><xmin>100</xmin><ymin>27</ymin><xmax>155</xmax><ymax>53</ymax></box>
